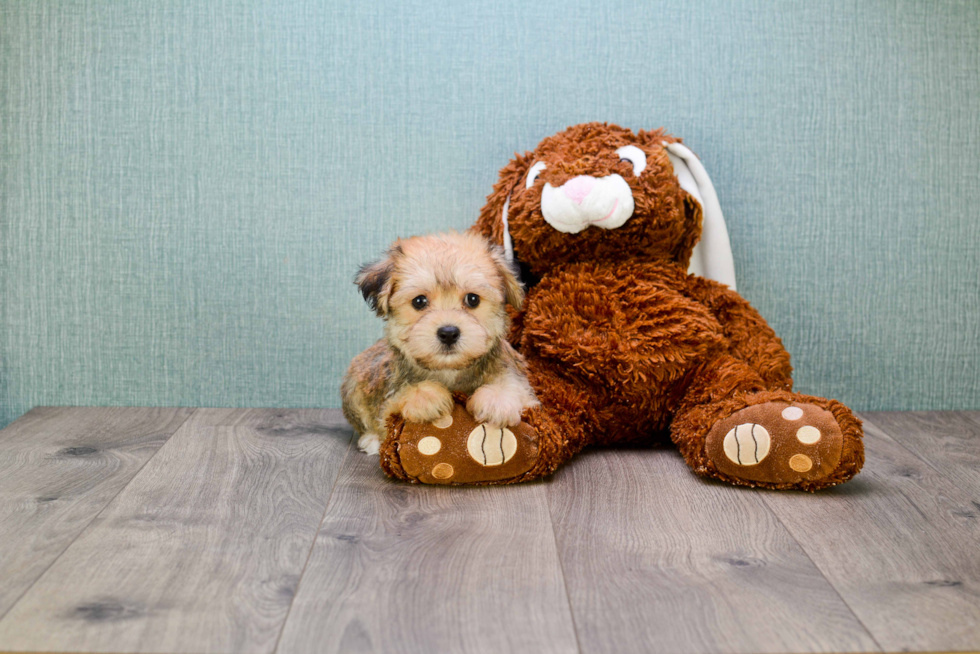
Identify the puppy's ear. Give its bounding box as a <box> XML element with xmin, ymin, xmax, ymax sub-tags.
<box><xmin>355</xmin><ymin>246</ymin><xmax>400</xmax><ymax>316</ymax></box>
<box><xmin>488</xmin><ymin>244</ymin><xmax>525</xmax><ymax>308</ymax></box>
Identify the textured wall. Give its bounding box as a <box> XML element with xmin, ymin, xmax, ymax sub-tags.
<box><xmin>1</xmin><ymin>0</ymin><xmax>978</xmax><ymax>427</ymax></box>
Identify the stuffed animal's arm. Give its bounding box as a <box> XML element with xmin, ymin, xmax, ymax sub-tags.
<box><xmin>683</xmin><ymin>276</ymin><xmax>793</xmax><ymax>391</ymax></box>
<box><xmin>505</xmin><ymin>305</ymin><xmax>526</xmax><ymax>348</ymax></box>
<box><xmin>517</xmin><ymin>269</ymin><xmax>725</xmax><ymax>390</ymax></box>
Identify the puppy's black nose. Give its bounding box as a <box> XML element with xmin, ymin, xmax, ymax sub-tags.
<box><xmin>436</xmin><ymin>325</ymin><xmax>461</xmax><ymax>346</ymax></box>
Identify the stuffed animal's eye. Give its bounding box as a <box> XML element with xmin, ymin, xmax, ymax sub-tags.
<box><xmin>464</xmin><ymin>293</ymin><xmax>480</xmax><ymax>308</ymax></box>
<box><xmin>615</xmin><ymin>145</ymin><xmax>647</xmax><ymax>177</ymax></box>
<box><xmin>525</xmin><ymin>161</ymin><xmax>547</xmax><ymax>189</ymax></box>
<box><xmin>411</xmin><ymin>295</ymin><xmax>428</xmax><ymax>310</ymax></box>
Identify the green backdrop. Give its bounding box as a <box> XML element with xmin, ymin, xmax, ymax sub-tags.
<box><xmin>2</xmin><ymin>0</ymin><xmax>978</xmax><ymax>428</ymax></box>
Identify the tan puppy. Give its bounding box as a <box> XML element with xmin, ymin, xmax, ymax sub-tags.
<box><xmin>341</xmin><ymin>231</ymin><xmax>539</xmax><ymax>455</ymax></box>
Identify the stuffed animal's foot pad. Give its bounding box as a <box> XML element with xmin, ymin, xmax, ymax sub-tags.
<box><xmin>706</xmin><ymin>402</ymin><xmax>843</xmax><ymax>484</ymax></box>
<box><xmin>395</xmin><ymin>403</ymin><xmax>538</xmax><ymax>484</ymax></box>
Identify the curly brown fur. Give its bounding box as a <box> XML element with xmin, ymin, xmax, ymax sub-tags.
<box><xmin>684</xmin><ymin>275</ymin><xmax>794</xmax><ymax>391</ymax></box>
<box><xmin>474</xmin><ymin>123</ymin><xmax>696</xmax><ymax>274</ymax></box>
<box><xmin>463</xmin><ymin>121</ymin><xmax>863</xmax><ymax>491</ymax></box>
<box><xmin>342</xmin><ymin>232</ymin><xmax>538</xmax><ymax>455</ymax></box>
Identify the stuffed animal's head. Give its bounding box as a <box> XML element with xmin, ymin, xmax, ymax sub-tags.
<box><xmin>472</xmin><ymin>122</ymin><xmax>736</xmax><ymax>288</ymax></box>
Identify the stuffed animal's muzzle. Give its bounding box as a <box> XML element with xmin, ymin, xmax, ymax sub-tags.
<box><xmin>540</xmin><ymin>174</ymin><xmax>635</xmax><ymax>234</ymax></box>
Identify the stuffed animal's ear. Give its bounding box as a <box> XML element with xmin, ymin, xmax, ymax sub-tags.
<box><xmin>488</xmin><ymin>244</ymin><xmax>525</xmax><ymax>308</ymax></box>
<box><xmin>664</xmin><ymin>142</ymin><xmax>737</xmax><ymax>291</ymax></box>
<box><xmin>355</xmin><ymin>246</ymin><xmax>399</xmax><ymax>316</ymax></box>
<box><xmin>471</xmin><ymin>152</ymin><xmax>533</xmax><ymax>262</ymax></box>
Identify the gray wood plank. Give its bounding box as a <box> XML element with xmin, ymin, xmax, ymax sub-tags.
<box><xmin>547</xmin><ymin>447</ymin><xmax>878</xmax><ymax>654</ymax></box>
<box><xmin>0</xmin><ymin>406</ymin><xmax>192</xmax><ymax>620</ymax></box>
<box><xmin>760</xmin><ymin>414</ymin><xmax>980</xmax><ymax>652</ymax></box>
<box><xmin>276</xmin><ymin>450</ymin><xmax>579</xmax><ymax>654</ymax></box>
<box><xmin>863</xmin><ymin>410</ymin><xmax>980</xmax><ymax>493</ymax></box>
<box><xmin>0</xmin><ymin>408</ymin><xmax>352</xmax><ymax>654</ymax></box>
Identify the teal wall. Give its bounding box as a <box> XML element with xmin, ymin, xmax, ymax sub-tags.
<box><xmin>2</xmin><ymin>0</ymin><xmax>978</xmax><ymax>428</ymax></box>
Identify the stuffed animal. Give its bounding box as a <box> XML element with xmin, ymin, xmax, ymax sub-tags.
<box><xmin>380</xmin><ymin>122</ymin><xmax>864</xmax><ymax>491</ymax></box>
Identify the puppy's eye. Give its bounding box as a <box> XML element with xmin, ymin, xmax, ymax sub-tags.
<box><xmin>614</xmin><ymin>145</ymin><xmax>647</xmax><ymax>177</ymax></box>
<box><xmin>411</xmin><ymin>295</ymin><xmax>428</xmax><ymax>310</ymax></box>
<box><xmin>525</xmin><ymin>161</ymin><xmax>547</xmax><ymax>189</ymax></box>
<box><xmin>464</xmin><ymin>293</ymin><xmax>480</xmax><ymax>308</ymax></box>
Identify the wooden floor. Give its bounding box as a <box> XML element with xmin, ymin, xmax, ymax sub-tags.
<box><xmin>0</xmin><ymin>408</ymin><xmax>978</xmax><ymax>654</ymax></box>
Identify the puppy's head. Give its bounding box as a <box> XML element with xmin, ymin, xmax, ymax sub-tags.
<box><xmin>356</xmin><ymin>231</ymin><xmax>523</xmax><ymax>370</ymax></box>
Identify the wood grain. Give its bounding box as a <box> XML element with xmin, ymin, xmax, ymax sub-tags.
<box><xmin>760</xmin><ymin>414</ymin><xmax>980</xmax><ymax>652</ymax></box>
<box><xmin>862</xmin><ymin>411</ymin><xmax>980</xmax><ymax>493</ymax></box>
<box><xmin>0</xmin><ymin>408</ymin><xmax>352</xmax><ymax>654</ymax></box>
<box><xmin>0</xmin><ymin>406</ymin><xmax>192</xmax><ymax>619</ymax></box>
<box><xmin>3</xmin><ymin>408</ymin><xmax>979</xmax><ymax>654</ymax></box>
<box><xmin>276</xmin><ymin>449</ymin><xmax>579</xmax><ymax>654</ymax></box>
<box><xmin>547</xmin><ymin>446</ymin><xmax>878</xmax><ymax>654</ymax></box>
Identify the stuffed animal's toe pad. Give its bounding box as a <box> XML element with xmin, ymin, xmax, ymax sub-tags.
<box><xmin>396</xmin><ymin>403</ymin><xmax>538</xmax><ymax>484</ymax></box>
<box><xmin>706</xmin><ymin>402</ymin><xmax>843</xmax><ymax>484</ymax></box>
<box><xmin>466</xmin><ymin>425</ymin><xmax>519</xmax><ymax>466</ymax></box>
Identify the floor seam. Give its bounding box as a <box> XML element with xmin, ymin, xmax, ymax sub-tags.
<box><xmin>0</xmin><ymin>407</ymin><xmax>197</xmax><ymax>625</ymax></box>
<box><xmin>270</xmin><ymin>429</ymin><xmax>355</xmax><ymax>654</ymax></box>
<box><xmin>760</xmin><ymin>493</ymin><xmax>885</xmax><ymax>654</ymax></box>
<box><xmin>544</xmin><ymin>477</ymin><xmax>585</xmax><ymax>654</ymax></box>
<box><xmin>858</xmin><ymin>413</ymin><xmax>944</xmax><ymax>475</ymax></box>
<box><xmin>858</xmin><ymin>412</ymin><xmax>980</xmax><ymax>477</ymax></box>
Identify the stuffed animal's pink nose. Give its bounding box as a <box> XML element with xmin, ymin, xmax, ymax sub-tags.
<box><xmin>562</xmin><ymin>176</ymin><xmax>595</xmax><ymax>204</ymax></box>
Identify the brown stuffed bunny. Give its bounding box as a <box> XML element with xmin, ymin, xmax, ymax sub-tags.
<box><xmin>380</xmin><ymin>122</ymin><xmax>864</xmax><ymax>491</ymax></box>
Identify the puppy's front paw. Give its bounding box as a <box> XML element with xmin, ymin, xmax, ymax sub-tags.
<box><xmin>358</xmin><ymin>432</ymin><xmax>381</xmax><ymax>455</ymax></box>
<box><xmin>399</xmin><ymin>381</ymin><xmax>454</xmax><ymax>424</ymax></box>
<box><xmin>467</xmin><ymin>385</ymin><xmax>532</xmax><ymax>428</ymax></box>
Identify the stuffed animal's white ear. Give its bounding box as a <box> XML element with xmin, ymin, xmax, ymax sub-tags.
<box><xmin>500</xmin><ymin>195</ymin><xmax>514</xmax><ymax>262</ymax></box>
<box><xmin>665</xmin><ymin>142</ymin><xmax>737</xmax><ymax>291</ymax></box>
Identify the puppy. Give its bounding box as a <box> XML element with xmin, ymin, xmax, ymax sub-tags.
<box><xmin>341</xmin><ymin>231</ymin><xmax>539</xmax><ymax>455</ymax></box>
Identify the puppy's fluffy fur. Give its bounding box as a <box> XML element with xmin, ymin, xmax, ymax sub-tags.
<box><xmin>341</xmin><ymin>231</ymin><xmax>539</xmax><ymax>455</ymax></box>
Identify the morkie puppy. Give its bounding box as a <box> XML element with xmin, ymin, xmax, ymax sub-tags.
<box><xmin>342</xmin><ymin>231</ymin><xmax>539</xmax><ymax>455</ymax></box>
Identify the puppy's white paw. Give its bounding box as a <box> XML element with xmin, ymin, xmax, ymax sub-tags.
<box><xmin>467</xmin><ymin>385</ymin><xmax>531</xmax><ymax>428</ymax></box>
<box><xmin>358</xmin><ymin>432</ymin><xmax>381</xmax><ymax>455</ymax></box>
<box><xmin>400</xmin><ymin>381</ymin><xmax>454</xmax><ymax>424</ymax></box>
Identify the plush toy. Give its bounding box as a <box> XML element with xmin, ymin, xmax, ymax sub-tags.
<box><xmin>380</xmin><ymin>122</ymin><xmax>864</xmax><ymax>491</ymax></box>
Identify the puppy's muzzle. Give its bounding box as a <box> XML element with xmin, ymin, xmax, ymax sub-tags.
<box><xmin>436</xmin><ymin>325</ymin><xmax>461</xmax><ymax>347</ymax></box>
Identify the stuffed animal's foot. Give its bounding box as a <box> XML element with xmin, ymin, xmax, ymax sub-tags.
<box><xmin>700</xmin><ymin>393</ymin><xmax>864</xmax><ymax>491</ymax></box>
<box><xmin>379</xmin><ymin>401</ymin><xmax>542</xmax><ymax>485</ymax></box>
